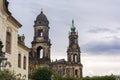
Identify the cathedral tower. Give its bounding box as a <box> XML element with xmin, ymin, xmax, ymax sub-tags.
<box><xmin>29</xmin><ymin>10</ymin><xmax>51</xmax><ymax>77</ymax></box>
<box><xmin>31</xmin><ymin>10</ymin><xmax>51</xmax><ymax>62</ymax></box>
<box><xmin>67</xmin><ymin>20</ymin><xmax>83</xmax><ymax>78</ymax></box>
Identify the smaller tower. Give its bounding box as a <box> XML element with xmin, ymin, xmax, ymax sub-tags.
<box><xmin>67</xmin><ymin>20</ymin><xmax>83</xmax><ymax>78</ymax></box>
<box><xmin>67</xmin><ymin>20</ymin><xmax>81</xmax><ymax>64</ymax></box>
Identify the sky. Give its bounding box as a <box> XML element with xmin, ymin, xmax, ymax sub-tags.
<box><xmin>8</xmin><ymin>0</ymin><xmax>120</xmax><ymax>77</ymax></box>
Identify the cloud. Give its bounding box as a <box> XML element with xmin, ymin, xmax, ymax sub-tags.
<box><xmin>87</xmin><ymin>27</ymin><xmax>113</xmax><ymax>33</ymax></box>
<box><xmin>87</xmin><ymin>25</ymin><xmax>120</xmax><ymax>34</ymax></box>
<box><xmin>116</xmin><ymin>27</ymin><xmax>120</xmax><ymax>31</ymax></box>
<box><xmin>81</xmin><ymin>36</ymin><xmax>120</xmax><ymax>55</ymax></box>
<box><xmin>82</xmin><ymin>54</ymin><xmax>120</xmax><ymax>76</ymax></box>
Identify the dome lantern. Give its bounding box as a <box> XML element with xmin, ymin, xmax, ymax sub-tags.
<box><xmin>71</xmin><ymin>19</ymin><xmax>76</xmax><ymax>32</ymax></box>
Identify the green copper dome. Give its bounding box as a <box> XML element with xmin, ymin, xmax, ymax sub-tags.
<box><xmin>71</xmin><ymin>19</ymin><xmax>76</xmax><ymax>31</ymax></box>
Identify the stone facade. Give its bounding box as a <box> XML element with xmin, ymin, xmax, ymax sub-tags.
<box><xmin>0</xmin><ymin>0</ymin><xmax>29</xmax><ymax>80</ymax></box>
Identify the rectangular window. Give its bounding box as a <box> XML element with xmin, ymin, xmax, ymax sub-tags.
<box><xmin>18</xmin><ymin>54</ymin><xmax>21</xmax><ymax>68</ymax></box>
<box><xmin>75</xmin><ymin>69</ymin><xmax>78</xmax><ymax>76</ymax></box>
<box><xmin>23</xmin><ymin>56</ymin><xmax>26</xmax><ymax>70</ymax></box>
<box><xmin>6</xmin><ymin>32</ymin><xmax>11</xmax><ymax>53</ymax></box>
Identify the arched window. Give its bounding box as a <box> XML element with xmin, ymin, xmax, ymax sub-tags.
<box><xmin>71</xmin><ymin>55</ymin><xmax>73</xmax><ymax>62</ymax></box>
<box><xmin>75</xmin><ymin>39</ymin><xmax>77</xmax><ymax>44</ymax></box>
<box><xmin>18</xmin><ymin>54</ymin><xmax>21</xmax><ymax>68</ymax></box>
<box><xmin>23</xmin><ymin>56</ymin><xmax>26</xmax><ymax>69</ymax></box>
<box><xmin>75</xmin><ymin>55</ymin><xmax>77</xmax><ymax>62</ymax></box>
<box><xmin>40</xmin><ymin>49</ymin><xmax>43</xmax><ymax>58</ymax></box>
<box><xmin>71</xmin><ymin>38</ymin><xmax>74</xmax><ymax>44</ymax></box>
<box><xmin>75</xmin><ymin>69</ymin><xmax>78</xmax><ymax>76</ymax></box>
<box><xmin>37</xmin><ymin>46</ymin><xmax>44</xmax><ymax>59</ymax></box>
<box><xmin>6</xmin><ymin>32</ymin><xmax>11</xmax><ymax>53</ymax></box>
<box><xmin>38</xmin><ymin>29</ymin><xmax>43</xmax><ymax>37</ymax></box>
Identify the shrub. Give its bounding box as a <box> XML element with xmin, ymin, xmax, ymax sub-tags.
<box><xmin>0</xmin><ymin>70</ymin><xmax>16</xmax><ymax>80</ymax></box>
<box><xmin>31</xmin><ymin>67</ymin><xmax>52</xmax><ymax>80</ymax></box>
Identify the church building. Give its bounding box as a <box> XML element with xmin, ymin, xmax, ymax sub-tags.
<box><xmin>0</xmin><ymin>0</ymin><xmax>83</xmax><ymax>79</ymax></box>
<box><xmin>29</xmin><ymin>10</ymin><xmax>83</xmax><ymax>78</ymax></box>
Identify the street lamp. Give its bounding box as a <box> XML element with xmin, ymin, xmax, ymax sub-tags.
<box><xmin>0</xmin><ymin>40</ymin><xmax>7</xmax><ymax>71</ymax></box>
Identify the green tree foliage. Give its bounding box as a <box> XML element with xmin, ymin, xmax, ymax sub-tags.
<box><xmin>58</xmin><ymin>75</ymin><xmax>116</xmax><ymax>80</ymax></box>
<box><xmin>62</xmin><ymin>77</ymin><xmax>78</xmax><ymax>80</ymax></box>
<box><xmin>0</xmin><ymin>70</ymin><xmax>16</xmax><ymax>80</ymax></box>
<box><xmin>82</xmin><ymin>76</ymin><xmax>116</xmax><ymax>80</ymax></box>
<box><xmin>31</xmin><ymin>67</ymin><xmax>52</xmax><ymax>80</ymax></box>
<box><xmin>31</xmin><ymin>67</ymin><xmax>116</xmax><ymax>80</ymax></box>
<box><xmin>51</xmin><ymin>71</ymin><xmax>62</xmax><ymax>80</ymax></box>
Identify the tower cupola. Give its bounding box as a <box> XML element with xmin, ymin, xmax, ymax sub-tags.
<box><xmin>34</xmin><ymin>9</ymin><xmax>49</xmax><ymax>27</ymax></box>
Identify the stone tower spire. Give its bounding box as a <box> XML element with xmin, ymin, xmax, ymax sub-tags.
<box><xmin>67</xmin><ymin>20</ymin><xmax>83</xmax><ymax>77</ymax></box>
<box><xmin>67</xmin><ymin>20</ymin><xmax>80</xmax><ymax>63</ymax></box>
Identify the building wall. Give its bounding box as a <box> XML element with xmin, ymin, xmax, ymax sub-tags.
<box><xmin>52</xmin><ymin>63</ymin><xmax>66</xmax><ymax>77</ymax></box>
<box><xmin>52</xmin><ymin>62</ymin><xmax>82</xmax><ymax>78</ymax></box>
<box><xmin>0</xmin><ymin>0</ymin><xmax>29</xmax><ymax>80</ymax></box>
<box><xmin>17</xmin><ymin>44</ymin><xmax>29</xmax><ymax>80</ymax></box>
<box><xmin>66</xmin><ymin>65</ymin><xmax>82</xmax><ymax>78</ymax></box>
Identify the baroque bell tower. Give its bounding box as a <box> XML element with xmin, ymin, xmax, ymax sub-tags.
<box><xmin>31</xmin><ymin>9</ymin><xmax>51</xmax><ymax>62</ymax></box>
<box><xmin>67</xmin><ymin>20</ymin><xmax>83</xmax><ymax>78</ymax></box>
<box><xmin>29</xmin><ymin>10</ymin><xmax>51</xmax><ymax>77</ymax></box>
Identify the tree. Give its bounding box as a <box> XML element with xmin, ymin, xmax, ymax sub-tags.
<box><xmin>62</xmin><ymin>77</ymin><xmax>78</xmax><ymax>80</ymax></box>
<box><xmin>82</xmin><ymin>76</ymin><xmax>116</xmax><ymax>80</ymax></box>
<box><xmin>0</xmin><ymin>70</ymin><xmax>16</xmax><ymax>80</ymax></box>
<box><xmin>31</xmin><ymin>67</ymin><xmax>52</xmax><ymax>80</ymax></box>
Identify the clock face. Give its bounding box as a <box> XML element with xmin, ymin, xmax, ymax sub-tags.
<box><xmin>72</xmin><ymin>45</ymin><xmax>77</xmax><ymax>49</ymax></box>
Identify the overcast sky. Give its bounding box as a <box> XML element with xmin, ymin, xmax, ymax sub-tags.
<box><xmin>8</xmin><ymin>0</ymin><xmax>120</xmax><ymax>77</ymax></box>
